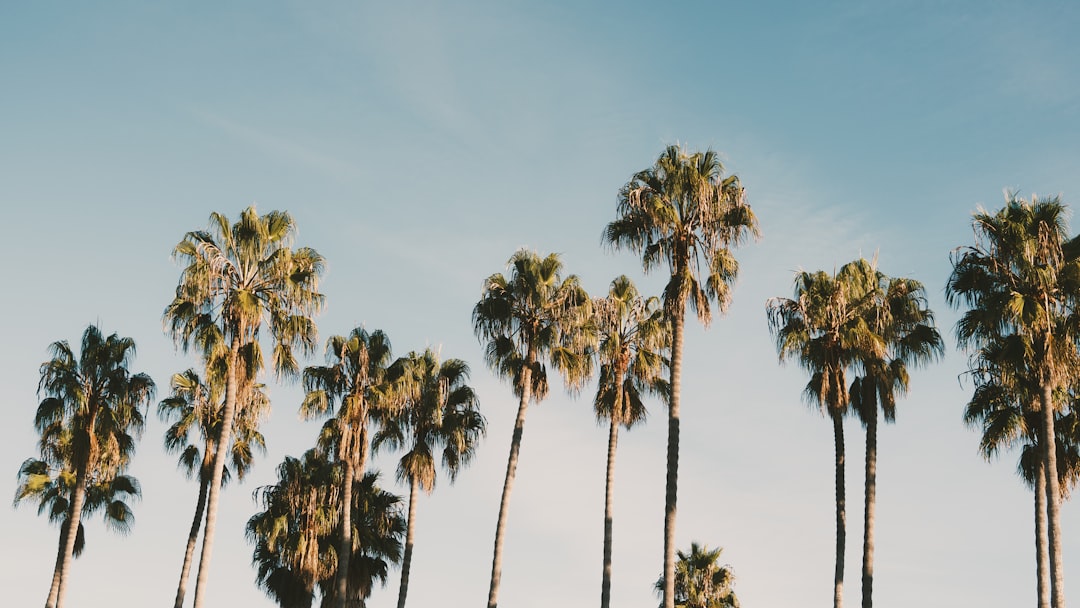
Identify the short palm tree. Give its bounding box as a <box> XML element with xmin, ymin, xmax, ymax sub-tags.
<box><xmin>947</xmin><ymin>193</ymin><xmax>1080</xmax><ymax>608</ymax></box>
<box><xmin>591</xmin><ymin>275</ymin><xmax>669</xmax><ymax>608</ymax></box>
<box><xmin>33</xmin><ymin>324</ymin><xmax>155</xmax><ymax>608</ymax></box>
<box><xmin>15</xmin><ymin>428</ymin><xmax>141</xmax><ymax>606</ymax></box>
<box><xmin>166</xmin><ymin>206</ymin><xmax>324</xmax><ymax>608</ymax></box>
<box><xmin>372</xmin><ymin>349</ymin><xmax>486</xmax><ymax>608</ymax></box>
<box><xmin>654</xmin><ymin>542</ymin><xmax>739</xmax><ymax>608</ymax></box>
<box><xmin>472</xmin><ymin>249</ymin><xmax>593</xmax><ymax>608</ymax></box>
<box><xmin>159</xmin><ymin>365</ymin><xmax>269</xmax><ymax>608</ymax></box>
<box><xmin>248</xmin><ymin>452</ymin><xmax>405</xmax><ymax>608</ymax></box>
<box><xmin>604</xmin><ymin>145</ymin><xmax>758</xmax><ymax>608</ymax></box>
<box><xmin>301</xmin><ymin>327</ymin><xmax>394</xmax><ymax>608</ymax></box>
<box><xmin>847</xmin><ymin>274</ymin><xmax>943</xmax><ymax>608</ymax></box>
<box><xmin>767</xmin><ymin>259</ymin><xmax>884</xmax><ymax>608</ymax></box>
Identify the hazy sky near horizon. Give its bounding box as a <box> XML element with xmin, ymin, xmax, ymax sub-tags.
<box><xmin>3</xmin><ymin>1</ymin><xmax>1080</xmax><ymax>606</ymax></box>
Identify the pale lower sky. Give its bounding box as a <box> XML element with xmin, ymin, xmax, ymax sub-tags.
<box><xmin>3</xmin><ymin>1</ymin><xmax>1080</xmax><ymax>607</ymax></box>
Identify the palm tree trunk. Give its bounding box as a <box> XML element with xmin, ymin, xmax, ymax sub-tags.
<box><xmin>397</xmin><ymin>476</ymin><xmax>420</xmax><ymax>608</ymax></box>
<box><xmin>174</xmin><ymin>473</ymin><xmax>210</xmax><ymax>608</ymax></box>
<box><xmin>662</xmin><ymin>308</ymin><xmax>684</xmax><ymax>608</ymax></box>
<box><xmin>334</xmin><ymin>455</ymin><xmax>355</xmax><ymax>608</ymax></box>
<box><xmin>45</xmin><ymin>519</ymin><xmax>69</xmax><ymax>607</ymax></box>
<box><xmin>861</xmin><ymin>404</ymin><xmax>876</xmax><ymax>608</ymax></box>
<box><xmin>192</xmin><ymin>339</ymin><xmax>241</xmax><ymax>608</ymax></box>
<box><xmin>833</xmin><ymin>409</ymin><xmax>846</xmax><ymax>608</ymax></box>
<box><xmin>486</xmin><ymin>349</ymin><xmax>535</xmax><ymax>608</ymax></box>
<box><xmin>51</xmin><ymin>466</ymin><xmax>87</xmax><ymax>608</ymax></box>
<box><xmin>1040</xmin><ymin>381</ymin><xmax>1066</xmax><ymax>608</ymax></box>
<box><xmin>601</xmin><ymin>414</ymin><xmax>620</xmax><ymax>608</ymax></box>
<box><xmin>1036</xmin><ymin>457</ymin><xmax>1050</xmax><ymax>608</ymax></box>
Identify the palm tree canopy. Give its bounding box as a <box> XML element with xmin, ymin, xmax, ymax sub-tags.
<box><xmin>766</xmin><ymin>259</ymin><xmax>886</xmax><ymax>415</ymax></box>
<box><xmin>592</xmin><ymin>275</ymin><xmax>670</xmax><ymax>428</ymax></box>
<box><xmin>604</xmin><ymin>144</ymin><xmax>759</xmax><ymax>323</ymax></box>
<box><xmin>372</xmin><ymin>349</ymin><xmax>487</xmax><ymax>493</ymax></box>
<box><xmin>472</xmin><ymin>249</ymin><xmax>594</xmax><ymax>399</ymax></box>
<box><xmin>654</xmin><ymin>542</ymin><xmax>739</xmax><ymax>608</ymax></box>
<box><xmin>947</xmin><ymin>192</ymin><xmax>1080</xmax><ymax>387</ymax></box>
<box><xmin>165</xmin><ymin>206</ymin><xmax>325</xmax><ymax>379</ymax></box>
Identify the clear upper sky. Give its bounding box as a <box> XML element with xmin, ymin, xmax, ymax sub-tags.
<box><xmin>3</xmin><ymin>1</ymin><xmax>1080</xmax><ymax>606</ymax></box>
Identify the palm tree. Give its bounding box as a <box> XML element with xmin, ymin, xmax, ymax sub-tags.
<box><xmin>847</xmin><ymin>274</ymin><xmax>943</xmax><ymax>608</ymax></box>
<box><xmin>159</xmin><ymin>365</ymin><xmax>269</xmax><ymax>608</ymax></box>
<box><xmin>165</xmin><ymin>206</ymin><xmax>324</xmax><ymax>608</ymax></box>
<box><xmin>248</xmin><ymin>452</ymin><xmax>405</xmax><ymax>608</ymax></box>
<box><xmin>372</xmin><ymin>349</ymin><xmax>486</xmax><ymax>608</ymax></box>
<box><xmin>472</xmin><ymin>249</ymin><xmax>594</xmax><ymax>608</ymax></box>
<box><xmin>962</xmin><ymin>342</ymin><xmax>1080</xmax><ymax>608</ymax></box>
<box><xmin>604</xmin><ymin>145</ymin><xmax>758</xmax><ymax>608</ymax></box>
<box><xmin>946</xmin><ymin>192</ymin><xmax>1080</xmax><ymax>608</ymax></box>
<box><xmin>33</xmin><ymin>324</ymin><xmax>155</xmax><ymax>608</ymax></box>
<box><xmin>301</xmin><ymin>327</ymin><xmax>394</xmax><ymax>608</ymax></box>
<box><xmin>248</xmin><ymin>450</ymin><xmax>339</xmax><ymax>608</ymax></box>
<box><xmin>591</xmin><ymin>275</ymin><xmax>669</xmax><ymax>608</ymax></box>
<box><xmin>767</xmin><ymin>259</ymin><xmax>884</xmax><ymax>608</ymax></box>
<box><xmin>654</xmin><ymin>542</ymin><xmax>739</xmax><ymax>608</ymax></box>
<box><xmin>15</xmin><ymin>428</ymin><xmax>141</xmax><ymax>607</ymax></box>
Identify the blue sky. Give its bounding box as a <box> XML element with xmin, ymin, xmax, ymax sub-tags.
<box><xmin>3</xmin><ymin>1</ymin><xmax>1080</xmax><ymax>606</ymax></box>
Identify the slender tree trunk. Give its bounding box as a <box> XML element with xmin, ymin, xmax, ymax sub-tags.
<box><xmin>662</xmin><ymin>309</ymin><xmax>684</xmax><ymax>608</ymax></box>
<box><xmin>173</xmin><ymin>472</ymin><xmax>210</xmax><ymax>608</ymax></box>
<box><xmin>1036</xmin><ymin>457</ymin><xmax>1050</xmax><ymax>608</ymax></box>
<box><xmin>1040</xmin><ymin>381</ymin><xmax>1066</xmax><ymax>608</ymax></box>
<box><xmin>861</xmin><ymin>405</ymin><xmax>876</xmax><ymax>608</ymax></box>
<box><xmin>45</xmin><ymin>519</ymin><xmax>69</xmax><ymax>607</ymax></box>
<box><xmin>397</xmin><ymin>476</ymin><xmax>420</xmax><ymax>608</ymax></box>
<box><xmin>833</xmin><ymin>409</ymin><xmax>846</xmax><ymax>608</ymax></box>
<box><xmin>334</xmin><ymin>455</ymin><xmax>355</xmax><ymax>608</ymax></box>
<box><xmin>51</xmin><ymin>467</ymin><xmax>87</xmax><ymax>608</ymax></box>
<box><xmin>192</xmin><ymin>339</ymin><xmax>241</xmax><ymax>608</ymax></box>
<box><xmin>601</xmin><ymin>414</ymin><xmax>620</xmax><ymax>608</ymax></box>
<box><xmin>487</xmin><ymin>348</ymin><xmax>535</xmax><ymax>608</ymax></box>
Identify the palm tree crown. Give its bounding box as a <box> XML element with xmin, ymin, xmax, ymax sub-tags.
<box><xmin>654</xmin><ymin>542</ymin><xmax>739</xmax><ymax>608</ymax></box>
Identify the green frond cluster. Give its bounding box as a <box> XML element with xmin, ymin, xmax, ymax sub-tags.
<box><xmin>654</xmin><ymin>542</ymin><xmax>739</xmax><ymax>608</ymax></box>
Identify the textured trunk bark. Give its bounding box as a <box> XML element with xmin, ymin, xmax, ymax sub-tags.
<box><xmin>1040</xmin><ymin>381</ymin><xmax>1066</xmax><ymax>608</ymax></box>
<box><xmin>600</xmin><ymin>412</ymin><xmax>620</xmax><ymax>608</ymax></box>
<box><xmin>397</xmin><ymin>476</ymin><xmax>419</xmax><ymax>608</ymax></box>
<box><xmin>1036</xmin><ymin>457</ymin><xmax>1050</xmax><ymax>608</ymax></box>
<box><xmin>45</xmin><ymin>516</ymin><xmax>69</xmax><ymax>607</ymax></box>
<box><xmin>192</xmin><ymin>338</ymin><xmax>241</xmax><ymax>608</ymax></box>
<box><xmin>334</xmin><ymin>455</ymin><xmax>356</xmax><ymax>608</ymax></box>
<box><xmin>662</xmin><ymin>309</ymin><xmax>684</xmax><ymax>608</ymax></box>
<box><xmin>486</xmin><ymin>348</ymin><xmax>535</xmax><ymax>608</ymax></box>
<box><xmin>174</xmin><ymin>471</ymin><xmax>210</xmax><ymax>608</ymax></box>
<box><xmin>861</xmin><ymin>405</ymin><xmax>876</xmax><ymax>608</ymax></box>
<box><xmin>833</xmin><ymin>409</ymin><xmax>846</xmax><ymax>608</ymax></box>
<box><xmin>51</xmin><ymin>466</ymin><xmax>87</xmax><ymax>608</ymax></box>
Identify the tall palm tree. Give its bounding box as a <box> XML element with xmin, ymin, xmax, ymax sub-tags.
<box><xmin>34</xmin><ymin>324</ymin><xmax>155</xmax><ymax>608</ymax></box>
<box><xmin>472</xmin><ymin>249</ymin><xmax>594</xmax><ymax>608</ymax></box>
<box><xmin>372</xmin><ymin>349</ymin><xmax>486</xmax><ymax>608</ymax></box>
<box><xmin>15</xmin><ymin>428</ymin><xmax>141</xmax><ymax>606</ymax></box>
<box><xmin>591</xmin><ymin>275</ymin><xmax>669</xmax><ymax>608</ymax></box>
<box><xmin>301</xmin><ymin>327</ymin><xmax>394</xmax><ymax>608</ymax></box>
<box><xmin>847</xmin><ymin>274</ymin><xmax>943</xmax><ymax>608</ymax></box>
<box><xmin>947</xmin><ymin>192</ymin><xmax>1080</xmax><ymax>608</ymax></box>
<box><xmin>159</xmin><ymin>365</ymin><xmax>269</xmax><ymax>608</ymax></box>
<box><xmin>654</xmin><ymin>542</ymin><xmax>739</xmax><ymax>608</ymax></box>
<box><xmin>166</xmin><ymin>206</ymin><xmax>324</xmax><ymax>608</ymax></box>
<box><xmin>767</xmin><ymin>259</ymin><xmax>884</xmax><ymax>608</ymax></box>
<box><xmin>248</xmin><ymin>452</ymin><xmax>405</xmax><ymax>608</ymax></box>
<box><xmin>604</xmin><ymin>145</ymin><xmax>758</xmax><ymax>608</ymax></box>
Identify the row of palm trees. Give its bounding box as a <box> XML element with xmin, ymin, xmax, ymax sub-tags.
<box><xmin>19</xmin><ymin>146</ymin><xmax>1079</xmax><ymax>608</ymax></box>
